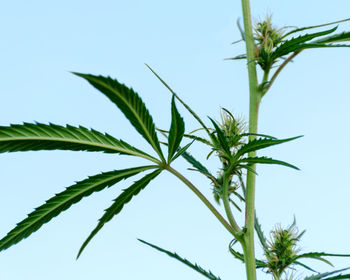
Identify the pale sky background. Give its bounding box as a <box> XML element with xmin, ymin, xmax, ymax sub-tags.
<box><xmin>1</xmin><ymin>1</ymin><xmax>350</xmax><ymax>280</ymax></box>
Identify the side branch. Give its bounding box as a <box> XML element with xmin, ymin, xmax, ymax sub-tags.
<box><xmin>264</xmin><ymin>51</ymin><xmax>302</xmax><ymax>94</ymax></box>
<box><xmin>166</xmin><ymin>166</ymin><xmax>242</xmax><ymax>236</ymax></box>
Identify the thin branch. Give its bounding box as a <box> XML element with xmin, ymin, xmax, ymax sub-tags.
<box><xmin>263</xmin><ymin>51</ymin><xmax>301</xmax><ymax>94</ymax></box>
<box><xmin>222</xmin><ymin>173</ymin><xmax>242</xmax><ymax>232</ymax></box>
<box><xmin>166</xmin><ymin>166</ymin><xmax>242</xmax><ymax>236</ymax></box>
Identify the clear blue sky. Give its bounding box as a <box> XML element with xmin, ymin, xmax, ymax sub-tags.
<box><xmin>1</xmin><ymin>1</ymin><xmax>350</xmax><ymax>279</ymax></box>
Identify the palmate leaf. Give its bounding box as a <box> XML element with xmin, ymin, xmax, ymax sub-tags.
<box><xmin>0</xmin><ymin>123</ymin><xmax>158</xmax><ymax>162</ymax></box>
<box><xmin>168</xmin><ymin>95</ymin><xmax>185</xmax><ymax>162</ymax></box>
<box><xmin>73</xmin><ymin>73</ymin><xmax>165</xmax><ymax>162</ymax></box>
<box><xmin>239</xmin><ymin>156</ymin><xmax>300</xmax><ymax>170</ymax></box>
<box><xmin>145</xmin><ymin>64</ymin><xmax>211</xmax><ymax>136</ymax></box>
<box><xmin>77</xmin><ymin>169</ymin><xmax>162</xmax><ymax>258</ymax></box>
<box><xmin>138</xmin><ymin>239</ymin><xmax>222</xmax><ymax>280</ymax></box>
<box><xmin>272</xmin><ymin>26</ymin><xmax>338</xmax><ymax>58</ymax></box>
<box><xmin>304</xmin><ymin>267</ymin><xmax>350</xmax><ymax>280</ymax></box>
<box><xmin>234</xmin><ymin>135</ymin><xmax>302</xmax><ymax>160</ymax></box>
<box><xmin>0</xmin><ymin>165</ymin><xmax>156</xmax><ymax>252</ymax></box>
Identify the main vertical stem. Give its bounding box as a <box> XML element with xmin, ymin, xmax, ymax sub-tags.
<box><xmin>240</xmin><ymin>0</ymin><xmax>261</xmax><ymax>280</ymax></box>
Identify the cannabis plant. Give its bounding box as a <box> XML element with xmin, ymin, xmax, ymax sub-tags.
<box><xmin>1</xmin><ymin>1</ymin><xmax>350</xmax><ymax>280</ymax></box>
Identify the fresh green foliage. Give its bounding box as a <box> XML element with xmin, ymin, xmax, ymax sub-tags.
<box><xmin>231</xmin><ymin>16</ymin><xmax>350</xmax><ymax>95</ymax></box>
<box><xmin>0</xmin><ymin>122</ymin><xmax>157</xmax><ymax>161</ymax></box>
<box><xmin>304</xmin><ymin>268</ymin><xmax>350</xmax><ymax>280</ymax></box>
<box><xmin>238</xmin><ymin>156</ymin><xmax>299</xmax><ymax>170</ymax></box>
<box><xmin>167</xmin><ymin>95</ymin><xmax>185</xmax><ymax>162</ymax></box>
<box><xmin>138</xmin><ymin>239</ymin><xmax>222</xmax><ymax>280</ymax></box>
<box><xmin>145</xmin><ymin>64</ymin><xmax>211</xmax><ymax>136</ymax></box>
<box><xmin>229</xmin><ymin>239</ymin><xmax>268</xmax><ymax>269</ymax></box>
<box><xmin>282</xmin><ymin>18</ymin><xmax>350</xmax><ymax>38</ymax></box>
<box><xmin>254</xmin><ymin>214</ymin><xmax>268</xmax><ymax>252</ymax></box>
<box><xmin>1</xmin><ymin>3</ymin><xmax>350</xmax><ymax>280</ymax></box>
<box><xmin>77</xmin><ymin>169</ymin><xmax>162</xmax><ymax>258</ymax></box>
<box><xmin>229</xmin><ymin>218</ymin><xmax>350</xmax><ymax>280</ymax></box>
<box><xmin>0</xmin><ymin>165</ymin><xmax>157</xmax><ymax>252</ymax></box>
<box><xmin>0</xmin><ymin>73</ymin><xmax>186</xmax><ymax>255</ymax></box>
<box><xmin>73</xmin><ymin>73</ymin><xmax>165</xmax><ymax>162</ymax></box>
<box><xmin>0</xmin><ymin>67</ymin><xmax>299</xmax><ymax>260</ymax></box>
<box><xmin>228</xmin><ymin>12</ymin><xmax>350</xmax><ymax>280</ymax></box>
<box><xmin>233</xmin><ymin>136</ymin><xmax>302</xmax><ymax>160</ymax></box>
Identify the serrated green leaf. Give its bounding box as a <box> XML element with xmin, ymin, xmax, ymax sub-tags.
<box><xmin>304</xmin><ymin>267</ymin><xmax>350</xmax><ymax>280</ymax></box>
<box><xmin>77</xmin><ymin>169</ymin><xmax>162</xmax><ymax>258</ymax></box>
<box><xmin>183</xmin><ymin>134</ymin><xmax>212</xmax><ymax>146</ymax></box>
<box><xmin>282</xmin><ymin>18</ymin><xmax>350</xmax><ymax>38</ymax></box>
<box><xmin>238</xmin><ymin>164</ymin><xmax>258</xmax><ymax>175</ymax></box>
<box><xmin>145</xmin><ymin>64</ymin><xmax>211</xmax><ymax>136</ymax></box>
<box><xmin>168</xmin><ymin>96</ymin><xmax>185</xmax><ymax>162</ymax></box>
<box><xmin>325</xmin><ymin>275</ymin><xmax>350</xmax><ymax>280</ymax></box>
<box><xmin>294</xmin><ymin>261</ymin><xmax>318</xmax><ymax>273</ymax></box>
<box><xmin>171</xmin><ymin>140</ymin><xmax>194</xmax><ymax>162</ymax></box>
<box><xmin>73</xmin><ymin>72</ymin><xmax>165</xmax><ymax>162</ymax></box>
<box><xmin>273</xmin><ymin>27</ymin><xmax>338</xmax><ymax>58</ymax></box>
<box><xmin>229</xmin><ymin>239</ymin><xmax>267</xmax><ymax>269</ymax></box>
<box><xmin>0</xmin><ymin>165</ymin><xmax>157</xmax><ymax>252</ymax></box>
<box><xmin>255</xmin><ymin>214</ymin><xmax>269</xmax><ymax>252</ymax></box>
<box><xmin>208</xmin><ymin>117</ymin><xmax>231</xmax><ymax>156</ymax></box>
<box><xmin>0</xmin><ymin>123</ymin><xmax>158</xmax><ymax>163</ymax></box>
<box><xmin>314</xmin><ymin>31</ymin><xmax>350</xmax><ymax>44</ymax></box>
<box><xmin>295</xmin><ymin>252</ymin><xmax>350</xmax><ymax>267</ymax></box>
<box><xmin>138</xmin><ymin>239</ymin><xmax>222</xmax><ymax>280</ymax></box>
<box><xmin>234</xmin><ymin>136</ymin><xmax>302</xmax><ymax>160</ymax></box>
<box><xmin>229</xmin><ymin>244</ymin><xmax>245</xmax><ymax>262</ymax></box>
<box><xmin>239</xmin><ymin>156</ymin><xmax>300</xmax><ymax>170</ymax></box>
<box><xmin>278</xmin><ymin>42</ymin><xmax>350</xmax><ymax>55</ymax></box>
<box><xmin>181</xmin><ymin>151</ymin><xmax>211</xmax><ymax>176</ymax></box>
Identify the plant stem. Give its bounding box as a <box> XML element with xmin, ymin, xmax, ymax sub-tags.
<box><xmin>261</xmin><ymin>69</ymin><xmax>270</xmax><ymax>96</ymax></box>
<box><xmin>222</xmin><ymin>173</ymin><xmax>241</xmax><ymax>233</ymax></box>
<box><xmin>265</xmin><ymin>51</ymin><xmax>301</xmax><ymax>93</ymax></box>
<box><xmin>166</xmin><ymin>166</ymin><xmax>241</xmax><ymax>236</ymax></box>
<box><xmin>241</xmin><ymin>0</ymin><xmax>261</xmax><ymax>279</ymax></box>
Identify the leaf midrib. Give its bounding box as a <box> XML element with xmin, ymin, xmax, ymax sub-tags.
<box><xmin>88</xmin><ymin>76</ymin><xmax>163</xmax><ymax>160</ymax></box>
<box><xmin>0</xmin><ymin>135</ymin><xmax>158</xmax><ymax>162</ymax></box>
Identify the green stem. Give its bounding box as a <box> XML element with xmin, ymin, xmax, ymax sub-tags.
<box><xmin>241</xmin><ymin>0</ymin><xmax>261</xmax><ymax>279</ymax></box>
<box><xmin>166</xmin><ymin>166</ymin><xmax>241</xmax><ymax>236</ymax></box>
<box><xmin>265</xmin><ymin>51</ymin><xmax>301</xmax><ymax>93</ymax></box>
<box><xmin>261</xmin><ymin>69</ymin><xmax>270</xmax><ymax>96</ymax></box>
<box><xmin>222</xmin><ymin>173</ymin><xmax>241</xmax><ymax>233</ymax></box>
